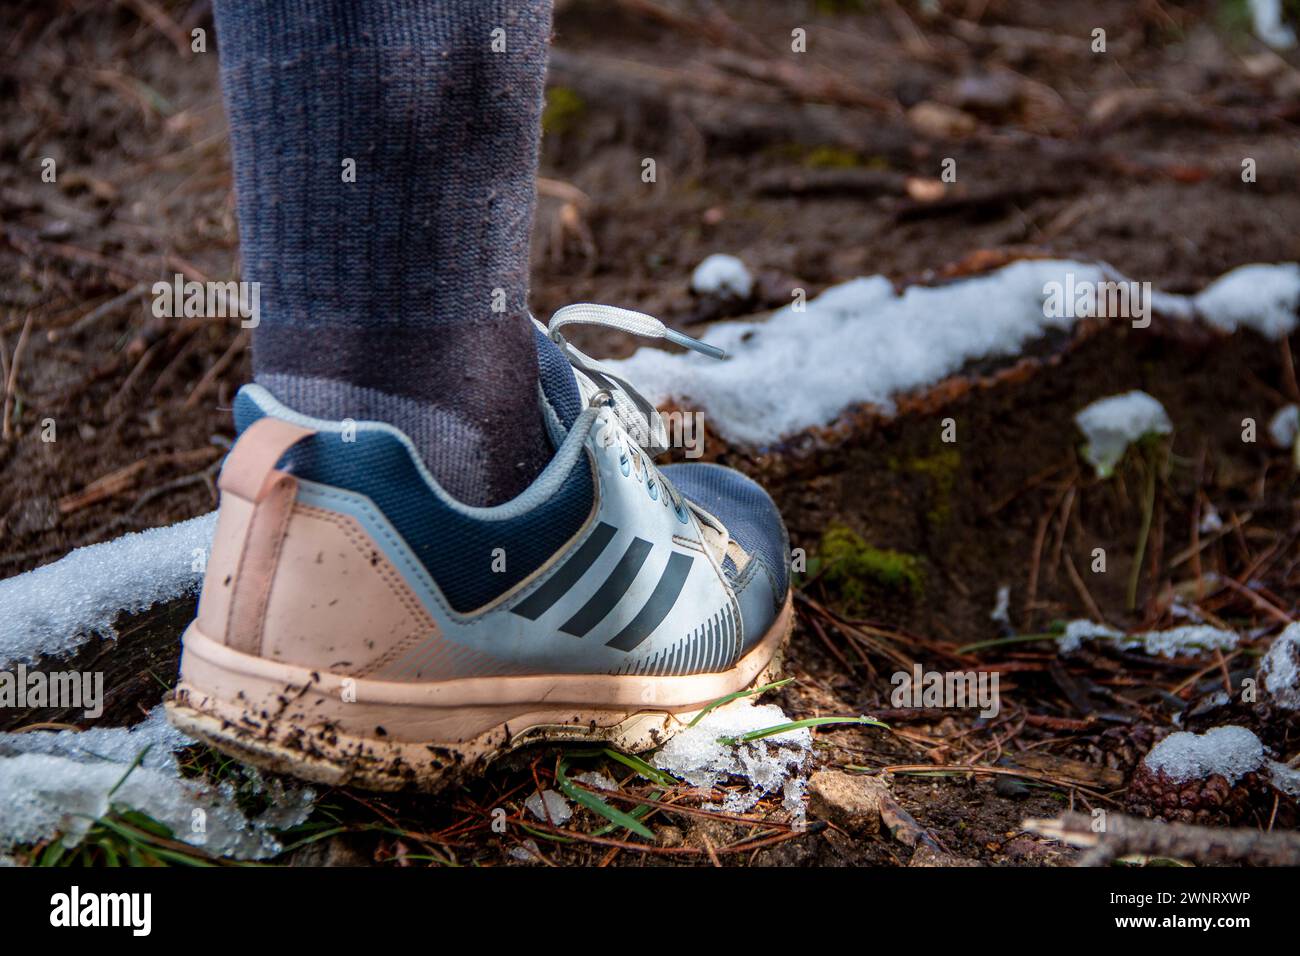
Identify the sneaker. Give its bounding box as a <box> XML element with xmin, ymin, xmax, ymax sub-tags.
<box><xmin>166</xmin><ymin>304</ymin><xmax>793</xmax><ymax>791</ymax></box>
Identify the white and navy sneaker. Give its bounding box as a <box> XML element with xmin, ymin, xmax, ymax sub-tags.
<box><xmin>167</xmin><ymin>305</ymin><xmax>793</xmax><ymax>791</ymax></box>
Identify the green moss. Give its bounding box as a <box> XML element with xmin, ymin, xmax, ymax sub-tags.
<box><xmin>803</xmin><ymin>146</ymin><xmax>863</xmax><ymax>169</ymax></box>
<box><xmin>814</xmin><ymin>523</ymin><xmax>924</xmax><ymax>605</ymax></box>
<box><xmin>814</xmin><ymin>0</ymin><xmax>869</xmax><ymax>13</ymax></box>
<box><xmin>542</xmin><ymin>87</ymin><xmax>585</xmax><ymax>136</ymax></box>
<box><xmin>896</xmin><ymin>447</ymin><xmax>961</xmax><ymax>529</ymax></box>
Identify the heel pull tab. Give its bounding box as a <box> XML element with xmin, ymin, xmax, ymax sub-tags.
<box><xmin>219</xmin><ymin>417</ymin><xmax>316</xmax><ymax>502</ymax></box>
<box><xmin>218</xmin><ymin>417</ymin><xmax>316</xmax><ymax>655</ymax></box>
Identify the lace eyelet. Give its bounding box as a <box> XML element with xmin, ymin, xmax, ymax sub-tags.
<box><xmin>647</xmin><ymin>479</ymin><xmax>658</xmax><ymax>501</ymax></box>
<box><xmin>619</xmin><ymin>454</ymin><xmax>630</xmax><ymax>477</ymax></box>
<box><xmin>674</xmin><ymin>500</ymin><xmax>690</xmax><ymax>524</ymax></box>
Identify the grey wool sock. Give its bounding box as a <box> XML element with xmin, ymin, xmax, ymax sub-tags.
<box><xmin>213</xmin><ymin>0</ymin><xmax>555</xmax><ymax>505</ymax></box>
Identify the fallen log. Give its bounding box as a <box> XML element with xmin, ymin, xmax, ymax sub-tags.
<box><xmin>1025</xmin><ymin>810</ymin><xmax>1300</xmax><ymax>867</ymax></box>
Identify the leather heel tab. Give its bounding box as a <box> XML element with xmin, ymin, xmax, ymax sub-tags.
<box><xmin>220</xmin><ymin>418</ymin><xmax>316</xmax><ymax>501</ymax></box>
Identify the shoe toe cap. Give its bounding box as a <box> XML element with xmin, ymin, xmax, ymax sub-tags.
<box><xmin>660</xmin><ymin>462</ymin><xmax>789</xmax><ymax>653</ymax></box>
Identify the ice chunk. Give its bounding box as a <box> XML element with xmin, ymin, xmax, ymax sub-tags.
<box><xmin>1194</xmin><ymin>263</ymin><xmax>1300</xmax><ymax>338</ymax></box>
<box><xmin>508</xmin><ymin>839</ymin><xmax>543</xmax><ymax>863</ymax></box>
<box><xmin>1143</xmin><ymin>726</ymin><xmax>1264</xmax><ymax>784</ymax></box>
<box><xmin>653</xmin><ymin>696</ymin><xmax>813</xmax><ymax>818</ymax></box>
<box><xmin>524</xmin><ymin>789</ymin><xmax>572</xmax><ymax>826</ymax></box>
<box><xmin>0</xmin><ymin>511</ymin><xmax>217</xmax><ymax>667</ymax></box>
<box><xmin>573</xmin><ymin>771</ymin><xmax>618</xmax><ymax>792</ymax></box>
<box><xmin>1074</xmin><ymin>390</ymin><xmax>1171</xmax><ymax>477</ymax></box>
<box><xmin>691</xmin><ymin>254</ymin><xmax>753</xmax><ymax>299</ymax></box>
<box><xmin>1260</xmin><ymin>622</ymin><xmax>1300</xmax><ymax>710</ymax></box>
<box><xmin>1268</xmin><ymin>404</ymin><xmax>1299</xmax><ymax>449</ymax></box>
<box><xmin>1058</xmin><ymin>619</ymin><xmax>1238</xmax><ymax>658</ymax></box>
<box><xmin>1249</xmin><ymin>0</ymin><xmax>1298</xmax><ymax>50</ymax></box>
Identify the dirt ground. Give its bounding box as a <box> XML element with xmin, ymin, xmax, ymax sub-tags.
<box><xmin>2</xmin><ymin>1</ymin><xmax>1298</xmax><ymax>866</ymax></box>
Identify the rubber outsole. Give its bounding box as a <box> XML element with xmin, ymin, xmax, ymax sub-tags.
<box><xmin>165</xmin><ymin>593</ymin><xmax>794</xmax><ymax>793</ymax></box>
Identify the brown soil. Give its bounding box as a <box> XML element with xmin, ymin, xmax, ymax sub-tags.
<box><xmin>2</xmin><ymin>1</ymin><xmax>1298</xmax><ymax>866</ymax></box>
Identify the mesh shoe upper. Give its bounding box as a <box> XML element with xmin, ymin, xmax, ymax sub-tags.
<box><xmin>660</xmin><ymin>462</ymin><xmax>790</xmax><ymax>653</ymax></box>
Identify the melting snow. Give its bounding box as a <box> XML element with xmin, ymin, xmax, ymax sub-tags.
<box><xmin>0</xmin><ymin>706</ymin><xmax>314</xmax><ymax>860</ymax></box>
<box><xmin>1143</xmin><ymin>726</ymin><xmax>1264</xmax><ymax>784</ymax></box>
<box><xmin>524</xmin><ymin>789</ymin><xmax>572</xmax><ymax>826</ymax></box>
<box><xmin>1058</xmin><ymin>620</ymin><xmax>1239</xmax><ymax>658</ymax></box>
<box><xmin>691</xmin><ymin>253</ymin><xmax>753</xmax><ymax>299</ymax></box>
<box><xmin>1074</xmin><ymin>391</ymin><xmax>1172</xmax><ymax>477</ymax></box>
<box><xmin>1199</xmin><ymin>504</ymin><xmax>1224</xmax><ymax>535</ymax></box>
<box><xmin>1268</xmin><ymin>761</ymin><xmax>1300</xmax><ymax>798</ymax></box>
<box><xmin>653</xmin><ymin>696</ymin><xmax>813</xmax><ymax>819</ymax></box>
<box><xmin>0</xmin><ymin>511</ymin><xmax>216</xmax><ymax>667</ymax></box>
<box><xmin>573</xmin><ymin>771</ymin><xmax>618</xmax><ymax>791</ymax></box>
<box><xmin>1195</xmin><ymin>263</ymin><xmax>1300</xmax><ymax>337</ymax></box>
<box><xmin>990</xmin><ymin>585</ymin><xmax>1012</xmax><ymax>626</ymax></box>
<box><xmin>0</xmin><ymin>706</ymin><xmax>190</xmax><ymax>771</ymax></box>
<box><xmin>1260</xmin><ymin>622</ymin><xmax>1300</xmax><ymax>710</ymax></box>
<box><xmin>1268</xmin><ymin>404</ymin><xmax>1299</xmax><ymax>449</ymax></box>
<box><xmin>606</xmin><ymin>260</ymin><xmax>1300</xmax><ymax>446</ymax></box>
<box><xmin>1249</xmin><ymin>0</ymin><xmax>1298</xmax><ymax>50</ymax></box>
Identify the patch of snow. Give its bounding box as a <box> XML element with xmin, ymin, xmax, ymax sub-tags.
<box><xmin>607</xmin><ymin>260</ymin><xmax>1299</xmax><ymax>446</ymax></box>
<box><xmin>653</xmin><ymin>696</ymin><xmax>813</xmax><ymax>819</ymax></box>
<box><xmin>1249</xmin><ymin>0</ymin><xmax>1298</xmax><ymax>50</ymax></box>
<box><xmin>1058</xmin><ymin>620</ymin><xmax>1122</xmax><ymax>653</ymax></box>
<box><xmin>1268</xmin><ymin>404</ymin><xmax>1299</xmax><ymax>448</ymax></box>
<box><xmin>1260</xmin><ymin>622</ymin><xmax>1300</xmax><ymax>710</ymax></box>
<box><xmin>0</xmin><ymin>511</ymin><xmax>217</xmax><ymax>667</ymax></box>
<box><xmin>1058</xmin><ymin>619</ymin><xmax>1239</xmax><ymax>658</ymax></box>
<box><xmin>1193</xmin><ymin>263</ymin><xmax>1300</xmax><ymax>338</ymax></box>
<box><xmin>573</xmin><ymin>771</ymin><xmax>618</xmax><ymax>791</ymax></box>
<box><xmin>1143</xmin><ymin>726</ymin><xmax>1264</xmax><ymax>784</ymax></box>
<box><xmin>990</xmin><ymin>585</ymin><xmax>1011</xmax><ymax>626</ymax></box>
<box><xmin>0</xmin><ymin>706</ymin><xmax>191</xmax><ymax>772</ymax></box>
<box><xmin>1074</xmin><ymin>390</ymin><xmax>1171</xmax><ymax>477</ymax></box>
<box><xmin>524</xmin><ymin>789</ymin><xmax>572</xmax><ymax>826</ymax></box>
<box><xmin>0</xmin><ymin>705</ymin><xmax>314</xmax><ymax>860</ymax></box>
<box><xmin>1268</xmin><ymin>761</ymin><xmax>1300</xmax><ymax>798</ymax></box>
<box><xmin>691</xmin><ymin>254</ymin><xmax>753</xmax><ymax>299</ymax></box>
<box><xmin>1199</xmin><ymin>503</ymin><xmax>1224</xmax><ymax>535</ymax></box>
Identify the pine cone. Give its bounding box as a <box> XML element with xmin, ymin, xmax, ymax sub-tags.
<box><xmin>1127</xmin><ymin>763</ymin><xmax>1272</xmax><ymax>826</ymax></box>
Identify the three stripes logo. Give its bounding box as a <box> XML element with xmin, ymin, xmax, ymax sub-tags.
<box><xmin>511</xmin><ymin>522</ymin><xmax>692</xmax><ymax>652</ymax></box>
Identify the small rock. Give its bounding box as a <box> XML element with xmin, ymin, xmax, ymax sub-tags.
<box><xmin>807</xmin><ymin>769</ymin><xmax>884</xmax><ymax>834</ymax></box>
<box><xmin>5</xmin><ymin>496</ymin><xmax>59</xmax><ymax>538</ymax></box>
<box><xmin>951</xmin><ymin>72</ymin><xmax>1022</xmax><ymax>115</ymax></box>
<box><xmin>909</xmin><ymin>844</ymin><xmax>981</xmax><ymax>867</ymax></box>
<box><xmin>657</xmin><ymin>825</ymin><xmax>685</xmax><ymax>848</ymax></box>
<box><xmin>906</xmin><ymin>101</ymin><xmax>978</xmax><ymax>138</ymax></box>
<box><xmin>994</xmin><ymin>774</ymin><xmax>1030</xmax><ymax>799</ymax></box>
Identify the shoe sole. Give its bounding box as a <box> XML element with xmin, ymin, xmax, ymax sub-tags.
<box><xmin>165</xmin><ymin>593</ymin><xmax>794</xmax><ymax>793</ymax></box>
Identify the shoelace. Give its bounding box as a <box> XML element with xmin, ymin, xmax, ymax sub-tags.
<box><xmin>545</xmin><ymin>303</ymin><xmax>724</xmax><ymax>455</ymax></box>
<box><xmin>545</xmin><ymin>303</ymin><xmax>726</xmax><ymax>520</ymax></box>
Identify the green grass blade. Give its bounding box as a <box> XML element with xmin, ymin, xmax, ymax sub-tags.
<box><xmin>686</xmin><ymin>677</ymin><xmax>795</xmax><ymax>727</ymax></box>
<box><xmin>601</xmin><ymin>748</ymin><xmax>677</xmax><ymax>787</ymax></box>
<box><xmin>718</xmin><ymin>714</ymin><xmax>888</xmax><ymax>745</ymax></box>
<box><xmin>556</xmin><ymin>758</ymin><xmax>655</xmax><ymax>840</ymax></box>
<box><xmin>107</xmin><ymin>744</ymin><xmax>152</xmax><ymax>798</ymax></box>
